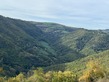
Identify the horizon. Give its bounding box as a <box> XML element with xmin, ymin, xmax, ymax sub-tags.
<box><xmin>0</xmin><ymin>0</ymin><xmax>109</xmax><ymax>30</ymax></box>
<box><xmin>1</xmin><ymin>14</ymin><xmax>109</xmax><ymax>30</ymax></box>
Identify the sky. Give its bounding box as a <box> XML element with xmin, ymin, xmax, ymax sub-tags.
<box><xmin>0</xmin><ymin>0</ymin><xmax>109</xmax><ymax>29</ymax></box>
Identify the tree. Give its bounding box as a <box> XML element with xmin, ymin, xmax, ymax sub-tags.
<box><xmin>79</xmin><ymin>60</ymin><xmax>106</xmax><ymax>82</ymax></box>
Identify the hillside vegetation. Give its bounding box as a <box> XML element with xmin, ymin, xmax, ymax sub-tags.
<box><xmin>0</xmin><ymin>60</ymin><xmax>108</xmax><ymax>82</ymax></box>
<box><xmin>0</xmin><ymin>15</ymin><xmax>109</xmax><ymax>77</ymax></box>
<box><xmin>45</xmin><ymin>50</ymin><xmax>109</xmax><ymax>75</ymax></box>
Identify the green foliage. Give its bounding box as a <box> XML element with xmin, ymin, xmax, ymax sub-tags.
<box><xmin>0</xmin><ymin>69</ymin><xmax>78</xmax><ymax>82</ymax></box>
<box><xmin>45</xmin><ymin>50</ymin><xmax>109</xmax><ymax>77</ymax></box>
<box><xmin>0</xmin><ymin>61</ymin><xmax>108</xmax><ymax>82</ymax></box>
<box><xmin>0</xmin><ymin>15</ymin><xmax>109</xmax><ymax>77</ymax></box>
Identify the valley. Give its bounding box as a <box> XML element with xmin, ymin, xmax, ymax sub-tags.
<box><xmin>0</xmin><ymin>15</ymin><xmax>109</xmax><ymax>82</ymax></box>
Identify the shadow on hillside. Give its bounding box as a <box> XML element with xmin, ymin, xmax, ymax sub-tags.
<box><xmin>44</xmin><ymin>63</ymin><xmax>66</xmax><ymax>72</ymax></box>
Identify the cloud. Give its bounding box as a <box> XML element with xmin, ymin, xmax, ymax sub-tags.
<box><xmin>0</xmin><ymin>0</ymin><xmax>109</xmax><ymax>29</ymax></box>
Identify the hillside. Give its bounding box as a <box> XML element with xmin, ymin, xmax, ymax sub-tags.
<box><xmin>45</xmin><ymin>50</ymin><xmax>109</xmax><ymax>75</ymax></box>
<box><xmin>0</xmin><ymin>15</ymin><xmax>109</xmax><ymax>76</ymax></box>
<box><xmin>32</xmin><ymin>22</ymin><xmax>109</xmax><ymax>61</ymax></box>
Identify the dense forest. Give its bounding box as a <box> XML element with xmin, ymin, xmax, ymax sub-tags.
<box><xmin>0</xmin><ymin>15</ymin><xmax>109</xmax><ymax>82</ymax></box>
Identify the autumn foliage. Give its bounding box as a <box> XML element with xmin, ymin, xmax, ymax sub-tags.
<box><xmin>79</xmin><ymin>60</ymin><xmax>106</xmax><ymax>82</ymax></box>
<box><xmin>0</xmin><ymin>60</ymin><xmax>108</xmax><ymax>82</ymax></box>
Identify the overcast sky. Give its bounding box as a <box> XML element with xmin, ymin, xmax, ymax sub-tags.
<box><xmin>0</xmin><ymin>0</ymin><xmax>109</xmax><ymax>29</ymax></box>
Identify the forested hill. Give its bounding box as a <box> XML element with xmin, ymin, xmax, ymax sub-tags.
<box><xmin>45</xmin><ymin>50</ymin><xmax>109</xmax><ymax>74</ymax></box>
<box><xmin>0</xmin><ymin>15</ymin><xmax>109</xmax><ymax>76</ymax></box>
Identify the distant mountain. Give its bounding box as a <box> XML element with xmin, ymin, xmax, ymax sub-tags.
<box><xmin>104</xmin><ymin>29</ymin><xmax>109</xmax><ymax>33</ymax></box>
<box><xmin>0</xmin><ymin>15</ymin><xmax>109</xmax><ymax>76</ymax></box>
